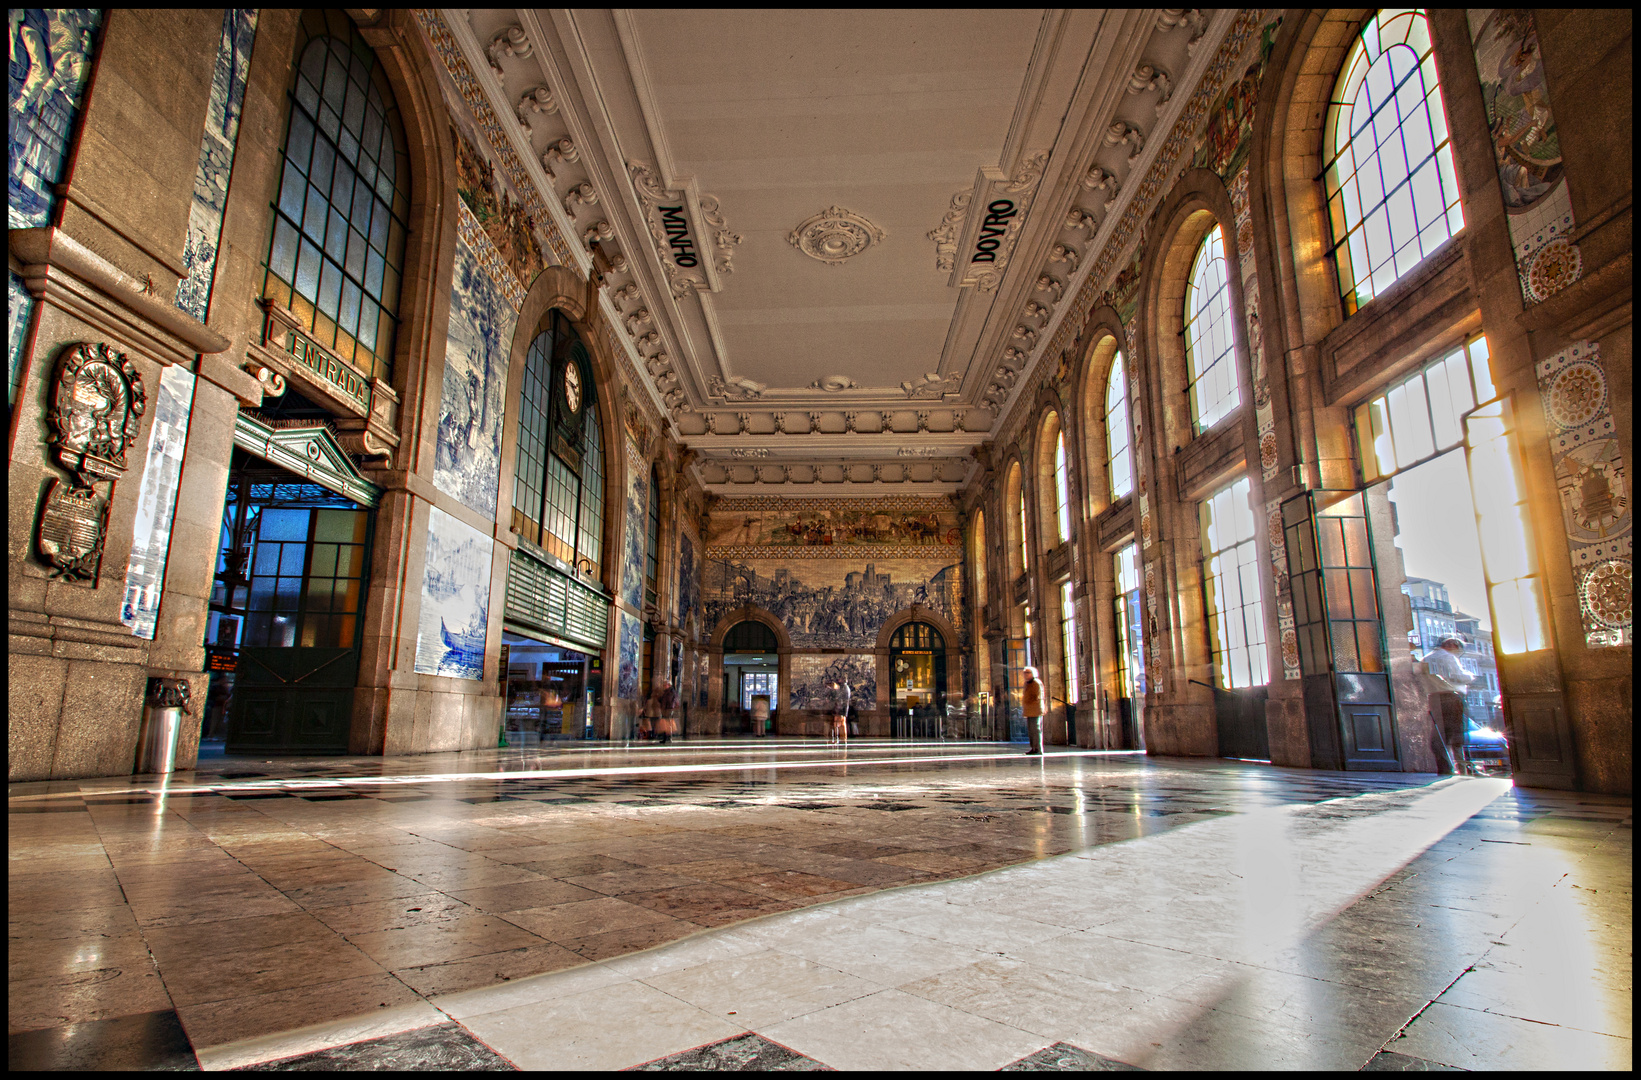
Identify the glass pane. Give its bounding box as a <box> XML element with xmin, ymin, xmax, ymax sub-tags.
<box><xmin>1325</xmin><ymin>569</ymin><xmax>1353</xmax><ymax>620</ymax></box>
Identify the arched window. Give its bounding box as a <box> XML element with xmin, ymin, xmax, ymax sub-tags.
<box><xmin>263</xmin><ymin>12</ymin><xmax>410</xmax><ymax>383</ymax></box>
<box><xmin>1004</xmin><ymin>461</ymin><xmax>1027</xmax><ymax>582</ymax></box>
<box><xmin>644</xmin><ymin>466</ymin><xmax>660</xmax><ymax>607</ymax></box>
<box><xmin>1325</xmin><ymin>9</ymin><xmax>1461</xmax><ymax>315</ymax></box>
<box><xmin>1184</xmin><ymin>224</ymin><xmax>1240</xmax><ymax>434</ymax></box>
<box><xmin>1105</xmin><ymin>353</ymin><xmax>1133</xmax><ymax>499</ymax></box>
<box><xmin>970</xmin><ymin>510</ymin><xmax>988</xmax><ymax>612</ymax></box>
<box><xmin>1202</xmin><ymin>476</ymin><xmax>1268</xmax><ymax>688</ymax></box>
<box><xmin>1053</xmin><ymin>429</ymin><xmax>1073</xmax><ymax>544</ymax></box>
<box><xmin>512</xmin><ymin>310</ymin><xmax>603</xmax><ymax>575</ymax></box>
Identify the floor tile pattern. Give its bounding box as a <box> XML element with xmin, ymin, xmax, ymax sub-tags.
<box><xmin>8</xmin><ymin>741</ymin><xmax>1630</xmax><ymax>1070</ymax></box>
<box><xmin>235</xmin><ymin>1022</ymin><xmax>515</xmax><ymax>1071</ymax></box>
<box><xmin>628</xmin><ymin>1032</ymin><xmax>831</xmax><ymax>1070</ymax></box>
<box><xmin>999</xmin><ymin>1041</ymin><xmax>1146</xmax><ymax>1070</ymax></box>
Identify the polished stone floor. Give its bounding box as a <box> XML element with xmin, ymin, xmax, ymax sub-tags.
<box><xmin>7</xmin><ymin>740</ymin><xmax>1631</xmax><ymax>1070</ymax></box>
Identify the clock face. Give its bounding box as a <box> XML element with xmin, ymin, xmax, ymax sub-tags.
<box><xmin>563</xmin><ymin>362</ymin><xmax>582</xmax><ymax>414</ymax></box>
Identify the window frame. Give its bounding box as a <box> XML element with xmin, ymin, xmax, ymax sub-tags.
<box><xmin>1183</xmin><ymin>223</ymin><xmax>1241</xmax><ymax>435</ymax></box>
<box><xmin>1105</xmin><ymin>352</ymin><xmax>1133</xmax><ymax>500</ymax></box>
<box><xmin>1201</xmin><ymin>476</ymin><xmax>1269</xmax><ymax>689</ymax></box>
<box><xmin>262</xmin><ymin>13</ymin><xmax>410</xmax><ymax>384</ymax></box>
<box><xmin>511</xmin><ymin>311</ymin><xmax>603</xmax><ymax>577</ymax></box>
<box><xmin>1323</xmin><ymin>9</ymin><xmax>1463</xmax><ymax>316</ymax></box>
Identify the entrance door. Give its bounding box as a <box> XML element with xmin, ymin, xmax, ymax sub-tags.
<box><xmin>890</xmin><ymin>622</ymin><xmax>946</xmax><ymax>738</ymax></box>
<box><xmin>1283</xmin><ymin>490</ymin><xmax>1398</xmax><ymax>770</ymax></box>
<box><xmin>212</xmin><ymin>452</ymin><xmax>372</xmax><ymax>754</ymax></box>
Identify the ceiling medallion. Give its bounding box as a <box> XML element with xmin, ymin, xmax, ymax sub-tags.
<box><xmin>787</xmin><ymin>206</ymin><xmax>885</xmax><ymax>266</ymax></box>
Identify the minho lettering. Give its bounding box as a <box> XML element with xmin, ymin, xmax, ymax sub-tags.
<box><xmin>970</xmin><ymin>199</ymin><xmax>1017</xmax><ymax>263</ymax></box>
<box><xmin>657</xmin><ymin>205</ymin><xmax>699</xmax><ymax>268</ymax></box>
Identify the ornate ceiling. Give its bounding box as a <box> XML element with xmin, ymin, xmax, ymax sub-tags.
<box><xmin>448</xmin><ymin>9</ymin><xmax>1235</xmax><ymax>494</ymax></box>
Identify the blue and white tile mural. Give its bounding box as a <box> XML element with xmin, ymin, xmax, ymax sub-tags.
<box><xmin>433</xmin><ymin>235</ymin><xmax>514</xmax><ymax>518</ymax></box>
<box><xmin>175</xmin><ymin>8</ymin><xmax>257</xmax><ymax>322</ymax></box>
<box><xmin>619</xmin><ymin>436</ymin><xmax>647</xmax><ymax>609</ymax></box>
<box><xmin>121</xmin><ymin>367</ymin><xmax>196</xmax><ymax>640</ymax></box>
<box><xmin>703</xmin><ymin>556</ymin><xmax>961</xmax><ymax>650</ymax></box>
<box><xmin>616</xmin><ymin>609</ymin><xmax>641</xmax><ymax>700</ymax></box>
<box><xmin>8</xmin><ymin>9</ymin><xmax>101</xmax><ymax>228</ymax></box>
<box><xmin>788</xmin><ymin>654</ymin><xmax>877</xmax><ymax>711</ymax></box>
<box><xmin>9</xmin><ymin>9</ymin><xmax>103</xmax><ymax>404</ymax></box>
<box><xmin>414</xmin><ymin>506</ymin><xmax>494</xmax><ymax>680</ymax></box>
<box><xmin>676</xmin><ymin>526</ymin><xmax>699</xmax><ymax>630</ymax></box>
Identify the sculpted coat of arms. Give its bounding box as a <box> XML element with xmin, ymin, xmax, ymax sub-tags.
<box><xmin>37</xmin><ymin>342</ymin><xmax>147</xmax><ymax>582</ymax></box>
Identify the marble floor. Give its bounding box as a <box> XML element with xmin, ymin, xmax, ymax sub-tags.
<box><xmin>7</xmin><ymin>740</ymin><xmax>1631</xmax><ymax>1070</ymax></box>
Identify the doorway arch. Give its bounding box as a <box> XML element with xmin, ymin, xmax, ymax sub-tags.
<box><xmin>711</xmin><ymin>609</ymin><xmax>788</xmax><ymax>736</ymax></box>
<box><xmin>888</xmin><ymin>620</ymin><xmax>948</xmax><ymax>739</ymax></box>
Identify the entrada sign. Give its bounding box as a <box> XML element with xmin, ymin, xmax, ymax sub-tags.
<box><xmin>278</xmin><ymin>325</ymin><xmax>370</xmax><ymax>412</ymax></box>
<box><xmin>656</xmin><ymin>205</ymin><xmax>700</xmax><ymax>267</ymax></box>
<box><xmin>971</xmin><ymin>199</ymin><xmax>1017</xmax><ymax>263</ymax></box>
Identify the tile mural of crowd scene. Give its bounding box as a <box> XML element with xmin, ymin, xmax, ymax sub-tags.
<box><xmin>707</xmin><ymin>505</ymin><xmax>960</xmax><ymax>549</ymax></box>
<box><xmin>788</xmin><ymin>654</ymin><xmax>878</xmax><ymax>711</ymax></box>
<box><xmin>702</xmin><ymin>557</ymin><xmax>961</xmax><ymax>650</ymax></box>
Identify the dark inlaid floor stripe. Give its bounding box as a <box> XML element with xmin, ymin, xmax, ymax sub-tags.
<box><xmin>627</xmin><ymin>1032</ymin><xmax>831</xmax><ymax>1071</ymax></box>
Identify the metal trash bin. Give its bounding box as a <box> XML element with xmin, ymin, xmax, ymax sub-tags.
<box><xmin>136</xmin><ymin>677</ymin><xmax>191</xmax><ymax>774</ymax></box>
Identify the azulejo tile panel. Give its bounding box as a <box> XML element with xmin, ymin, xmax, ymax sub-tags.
<box><xmin>121</xmin><ymin>367</ymin><xmax>196</xmax><ymax>639</ymax></box>
<box><xmin>415</xmin><ymin>505</ymin><xmax>494</xmax><ymax>679</ymax></box>
<box><xmin>1467</xmin><ymin>9</ymin><xmax>1582</xmax><ymax>306</ymax></box>
<box><xmin>9</xmin><ymin>9</ymin><xmax>103</xmax><ymax>403</ymax></box>
<box><xmin>616</xmin><ymin>608</ymin><xmax>642</xmax><ymax>699</ymax></box>
<box><xmin>620</xmin><ymin>436</ymin><xmax>648</xmax><ymax>610</ymax></box>
<box><xmin>433</xmin><ymin>227</ymin><xmax>516</xmax><ymax>519</ymax></box>
<box><xmin>175</xmin><ymin>9</ymin><xmax>258</xmax><ymax>322</ymax></box>
<box><xmin>411</xmin><ymin>8</ymin><xmax>571</xmax><ymax>266</ymax></box>
<box><xmin>1534</xmin><ymin>341</ymin><xmax>1631</xmax><ymax>648</ymax></box>
<box><xmin>788</xmin><ymin>654</ymin><xmax>877</xmax><ymax>712</ymax></box>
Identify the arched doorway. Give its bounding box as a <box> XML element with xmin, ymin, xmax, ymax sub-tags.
<box><xmin>890</xmin><ymin>622</ymin><xmax>946</xmax><ymax>739</ymax></box>
<box><xmin>723</xmin><ymin>619</ymin><xmax>778</xmax><ymax>736</ymax></box>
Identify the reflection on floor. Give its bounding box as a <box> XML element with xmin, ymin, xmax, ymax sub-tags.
<box><xmin>7</xmin><ymin>741</ymin><xmax>1631</xmax><ymax>1070</ymax></box>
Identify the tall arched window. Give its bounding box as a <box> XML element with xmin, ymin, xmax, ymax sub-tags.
<box><xmin>1325</xmin><ymin>9</ymin><xmax>1462</xmax><ymax>315</ymax></box>
<box><xmin>1184</xmin><ymin>224</ymin><xmax>1239</xmax><ymax>434</ymax></box>
<box><xmin>1105</xmin><ymin>353</ymin><xmax>1133</xmax><ymax>499</ymax></box>
<box><xmin>513</xmin><ymin>310</ymin><xmax>603</xmax><ymax>575</ymax></box>
<box><xmin>643</xmin><ymin>466</ymin><xmax>660</xmax><ymax>608</ymax></box>
<box><xmin>1004</xmin><ymin>462</ymin><xmax>1028</xmax><ymax>581</ymax></box>
<box><xmin>263</xmin><ymin>12</ymin><xmax>410</xmax><ymax>383</ymax></box>
<box><xmin>970</xmin><ymin>510</ymin><xmax>988</xmax><ymax>612</ymax></box>
<box><xmin>1053</xmin><ymin>429</ymin><xmax>1072</xmax><ymax>544</ymax></box>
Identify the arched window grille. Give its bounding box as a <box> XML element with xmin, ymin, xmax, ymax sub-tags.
<box><xmin>1016</xmin><ymin>480</ymin><xmax>1030</xmax><ymax>574</ymax></box>
<box><xmin>513</xmin><ymin>310</ymin><xmax>603</xmax><ymax>576</ymax></box>
<box><xmin>1053</xmin><ymin>428</ymin><xmax>1072</xmax><ymax>544</ymax></box>
<box><xmin>1105</xmin><ymin>353</ymin><xmax>1133</xmax><ymax>499</ymax></box>
<box><xmin>1325</xmin><ymin>9</ymin><xmax>1462</xmax><ymax>316</ymax></box>
<box><xmin>263</xmin><ymin>12</ymin><xmax>410</xmax><ymax>384</ymax></box>
<box><xmin>1184</xmin><ymin>224</ymin><xmax>1240</xmax><ymax>434</ymax></box>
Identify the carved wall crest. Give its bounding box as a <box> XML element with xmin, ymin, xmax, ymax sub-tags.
<box><xmin>787</xmin><ymin>206</ymin><xmax>885</xmax><ymax>266</ymax></box>
<box><xmin>48</xmin><ymin>341</ymin><xmax>147</xmax><ymax>485</ymax></box>
<box><xmin>37</xmin><ymin>342</ymin><xmax>145</xmax><ymax>583</ymax></box>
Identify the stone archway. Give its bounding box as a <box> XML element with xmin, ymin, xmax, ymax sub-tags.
<box><xmin>706</xmin><ymin>605</ymin><xmax>792</xmax><ymax>736</ymax></box>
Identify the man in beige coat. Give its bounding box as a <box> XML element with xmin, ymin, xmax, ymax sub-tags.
<box><xmin>1021</xmin><ymin>665</ymin><xmax>1045</xmax><ymax>756</ymax></box>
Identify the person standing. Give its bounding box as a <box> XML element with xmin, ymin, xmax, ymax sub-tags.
<box><xmin>1021</xmin><ymin>666</ymin><xmax>1045</xmax><ymax>756</ymax></box>
<box><xmin>638</xmin><ymin>683</ymin><xmax>657</xmax><ymax>742</ymax></box>
<box><xmin>835</xmin><ymin>677</ymin><xmax>851</xmax><ymax>746</ymax></box>
<box><xmin>655</xmin><ymin>679</ymin><xmax>678</xmax><ymax>746</ymax></box>
<box><xmin>1421</xmin><ymin>635</ymin><xmax>1475</xmax><ymax>775</ymax></box>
